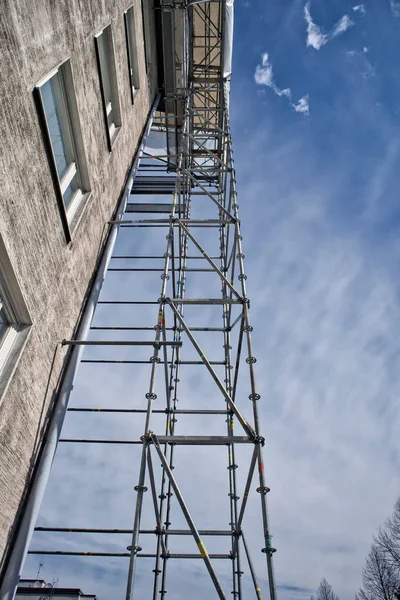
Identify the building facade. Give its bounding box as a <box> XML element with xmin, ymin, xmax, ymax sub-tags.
<box><xmin>16</xmin><ymin>580</ymin><xmax>96</xmax><ymax>600</ymax></box>
<box><xmin>0</xmin><ymin>0</ymin><xmax>157</xmax><ymax>571</ymax></box>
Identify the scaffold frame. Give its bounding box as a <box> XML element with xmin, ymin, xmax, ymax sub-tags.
<box><xmin>0</xmin><ymin>2</ymin><xmax>277</xmax><ymax>599</ymax></box>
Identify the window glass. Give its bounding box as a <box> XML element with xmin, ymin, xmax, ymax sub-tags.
<box><xmin>95</xmin><ymin>25</ymin><xmax>121</xmax><ymax>146</ymax></box>
<box><xmin>141</xmin><ymin>0</ymin><xmax>152</xmax><ymax>74</ymax></box>
<box><xmin>63</xmin><ymin>179</ymin><xmax>78</xmax><ymax>208</ymax></box>
<box><xmin>125</xmin><ymin>6</ymin><xmax>140</xmax><ymax>100</ymax></box>
<box><xmin>41</xmin><ymin>79</ymin><xmax>69</xmax><ymax>179</ymax></box>
<box><xmin>97</xmin><ymin>32</ymin><xmax>113</xmax><ymax>107</ymax></box>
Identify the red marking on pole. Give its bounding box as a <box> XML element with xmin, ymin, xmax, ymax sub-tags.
<box><xmin>259</xmin><ymin>462</ymin><xmax>264</xmax><ymax>472</ymax></box>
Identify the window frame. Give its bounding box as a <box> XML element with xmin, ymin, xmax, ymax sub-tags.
<box><xmin>0</xmin><ymin>236</ymin><xmax>32</xmax><ymax>400</ymax></box>
<box><xmin>95</xmin><ymin>24</ymin><xmax>122</xmax><ymax>151</ymax></box>
<box><xmin>34</xmin><ymin>61</ymin><xmax>91</xmax><ymax>243</ymax></box>
<box><xmin>124</xmin><ymin>4</ymin><xmax>141</xmax><ymax>103</ymax></box>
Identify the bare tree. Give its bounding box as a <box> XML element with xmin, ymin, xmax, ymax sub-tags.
<box><xmin>310</xmin><ymin>578</ymin><xmax>340</xmax><ymax>600</ymax></box>
<box><xmin>376</xmin><ymin>497</ymin><xmax>400</xmax><ymax>570</ymax></box>
<box><xmin>355</xmin><ymin>543</ymin><xmax>399</xmax><ymax>600</ymax></box>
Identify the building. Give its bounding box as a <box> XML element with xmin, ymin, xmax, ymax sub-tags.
<box><xmin>16</xmin><ymin>580</ymin><xmax>96</xmax><ymax>600</ymax></box>
<box><xmin>0</xmin><ymin>0</ymin><xmax>278</xmax><ymax>599</ymax></box>
<box><xmin>0</xmin><ymin>0</ymin><xmax>157</xmax><ymax>575</ymax></box>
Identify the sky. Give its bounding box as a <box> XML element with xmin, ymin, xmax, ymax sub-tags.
<box><xmin>230</xmin><ymin>0</ymin><xmax>400</xmax><ymax>597</ymax></box>
<box><xmin>21</xmin><ymin>1</ymin><xmax>400</xmax><ymax>600</ymax></box>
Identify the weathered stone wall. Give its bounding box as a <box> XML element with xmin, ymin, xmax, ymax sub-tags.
<box><xmin>0</xmin><ymin>0</ymin><xmax>157</xmax><ymax>563</ymax></box>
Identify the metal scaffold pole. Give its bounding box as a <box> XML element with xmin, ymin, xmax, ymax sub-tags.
<box><xmin>6</xmin><ymin>1</ymin><xmax>277</xmax><ymax>599</ymax></box>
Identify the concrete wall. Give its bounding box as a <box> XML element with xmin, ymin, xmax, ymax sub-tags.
<box><xmin>0</xmin><ymin>0</ymin><xmax>157</xmax><ymax>564</ymax></box>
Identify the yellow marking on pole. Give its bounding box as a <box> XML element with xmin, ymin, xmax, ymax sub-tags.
<box><xmin>197</xmin><ymin>541</ymin><xmax>208</xmax><ymax>558</ymax></box>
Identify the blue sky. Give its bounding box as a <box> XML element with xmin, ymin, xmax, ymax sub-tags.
<box><xmin>22</xmin><ymin>1</ymin><xmax>400</xmax><ymax>599</ymax></box>
<box><xmin>229</xmin><ymin>0</ymin><xmax>400</xmax><ymax>597</ymax></box>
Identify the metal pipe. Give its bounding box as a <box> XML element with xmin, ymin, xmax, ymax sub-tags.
<box><xmin>27</xmin><ymin>551</ymin><xmax>232</xmax><ymax>559</ymax></box>
<box><xmin>66</xmin><ymin>408</ymin><xmax>230</xmax><ymax>414</ymax></box>
<box><xmin>34</xmin><ymin>526</ymin><xmax>238</xmax><ymax>535</ymax></box>
<box><xmin>151</xmin><ymin>435</ymin><xmax>228</xmax><ymax>600</ymax></box>
<box><xmin>61</xmin><ymin>340</ymin><xmax>181</xmax><ymax>347</ymax></box>
<box><xmin>0</xmin><ymin>94</ymin><xmax>161</xmax><ymax>600</ymax></box>
<box><xmin>242</xmin><ymin>533</ymin><xmax>263</xmax><ymax>600</ymax></box>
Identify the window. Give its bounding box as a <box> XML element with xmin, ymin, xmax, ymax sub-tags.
<box><xmin>0</xmin><ymin>235</ymin><xmax>31</xmax><ymax>398</ymax></box>
<box><xmin>95</xmin><ymin>25</ymin><xmax>122</xmax><ymax>150</ymax></box>
<box><xmin>35</xmin><ymin>61</ymin><xmax>91</xmax><ymax>240</ymax></box>
<box><xmin>141</xmin><ymin>0</ymin><xmax>153</xmax><ymax>74</ymax></box>
<box><xmin>124</xmin><ymin>5</ymin><xmax>140</xmax><ymax>102</ymax></box>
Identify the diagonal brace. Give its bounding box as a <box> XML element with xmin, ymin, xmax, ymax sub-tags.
<box><xmin>165</xmin><ymin>299</ymin><xmax>257</xmax><ymax>440</ymax></box>
<box><xmin>177</xmin><ymin>220</ymin><xmax>242</xmax><ymax>300</ymax></box>
<box><xmin>150</xmin><ymin>434</ymin><xmax>228</xmax><ymax>600</ymax></box>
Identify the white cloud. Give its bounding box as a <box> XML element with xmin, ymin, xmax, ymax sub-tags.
<box><xmin>331</xmin><ymin>14</ymin><xmax>354</xmax><ymax>37</ymax></box>
<box><xmin>304</xmin><ymin>2</ymin><xmax>328</xmax><ymax>50</ymax></box>
<box><xmin>254</xmin><ymin>53</ymin><xmax>309</xmax><ymax>115</ymax></box>
<box><xmin>293</xmin><ymin>95</ymin><xmax>310</xmax><ymax>115</ymax></box>
<box><xmin>390</xmin><ymin>0</ymin><xmax>400</xmax><ymax>16</ymax></box>
<box><xmin>254</xmin><ymin>53</ymin><xmax>292</xmax><ymax>98</ymax></box>
<box><xmin>352</xmin><ymin>4</ymin><xmax>366</xmax><ymax>15</ymax></box>
<box><xmin>304</xmin><ymin>2</ymin><xmax>354</xmax><ymax>50</ymax></box>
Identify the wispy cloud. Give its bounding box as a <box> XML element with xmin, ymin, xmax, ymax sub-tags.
<box><xmin>304</xmin><ymin>3</ymin><xmax>328</xmax><ymax>50</ymax></box>
<box><xmin>353</xmin><ymin>4</ymin><xmax>366</xmax><ymax>15</ymax></box>
<box><xmin>332</xmin><ymin>14</ymin><xmax>354</xmax><ymax>36</ymax></box>
<box><xmin>293</xmin><ymin>95</ymin><xmax>310</xmax><ymax>115</ymax></box>
<box><xmin>254</xmin><ymin>53</ymin><xmax>291</xmax><ymax>98</ymax></box>
<box><xmin>345</xmin><ymin>47</ymin><xmax>375</xmax><ymax>80</ymax></box>
<box><xmin>254</xmin><ymin>53</ymin><xmax>309</xmax><ymax>115</ymax></box>
<box><xmin>390</xmin><ymin>0</ymin><xmax>400</xmax><ymax>17</ymax></box>
<box><xmin>304</xmin><ymin>2</ymin><xmax>354</xmax><ymax>50</ymax></box>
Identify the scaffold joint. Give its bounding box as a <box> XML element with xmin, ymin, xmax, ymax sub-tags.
<box><xmin>256</xmin><ymin>486</ymin><xmax>271</xmax><ymax>495</ymax></box>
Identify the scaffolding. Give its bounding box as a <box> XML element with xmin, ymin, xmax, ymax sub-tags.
<box><xmin>1</xmin><ymin>1</ymin><xmax>276</xmax><ymax>599</ymax></box>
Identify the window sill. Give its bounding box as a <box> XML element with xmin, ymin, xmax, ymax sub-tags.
<box><xmin>109</xmin><ymin>125</ymin><xmax>121</xmax><ymax>149</ymax></box>
<box><xmin>131</xmin><ymin>88</ymin><xmax>140</xmax><ymax>104</ymax></box>
<box><xmin>68</xmin><ymin>191</ymin><xmax>92</xmax><ymax>237</ymax></box>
